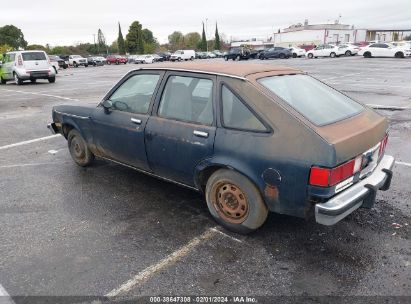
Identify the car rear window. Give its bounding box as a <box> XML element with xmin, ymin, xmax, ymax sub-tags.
<box><xmin>258</xmin><ymin>74</ymin><xmax>364</xmax><ymax>126</ymax></box>
<box><xmin>22</xmin><ymin>52</ymin><xmax>46</xmax><ymax>61</ymax></box>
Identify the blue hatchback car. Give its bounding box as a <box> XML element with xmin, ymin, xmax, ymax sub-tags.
<box><xmin>48</xmin><ymin>62</ymin><xmax>394</xmax><ymax>233</ymax></box>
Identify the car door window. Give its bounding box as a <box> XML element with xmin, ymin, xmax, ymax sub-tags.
<box><xmin>158</xmin><ymin>75</ymin><xmax>214</xmax><ymax>125</ymax></box>
<box><xmin>109</xmin><ymin>74</ymin><xmax>160</xmax><ymax>114</ymax></box>
<box><xmin>221</xmin><ymin>85</ymin><xmax>267</xmax><ymax>132</ymax></box>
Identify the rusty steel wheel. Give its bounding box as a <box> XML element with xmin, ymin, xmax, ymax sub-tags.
<box><xmin>206</xmin><ymin>169</ymin><xmax>268</xmax><ymax>234</ymax></box>
<box><xmin>213</xmin><ymin>182</ymin><xmax>249</xmax><ymax>224</ymax></box>
<box><xmin>67</xmin><ymin>129</ymin><xmax>94</xmax><ymax>167</ymax></box>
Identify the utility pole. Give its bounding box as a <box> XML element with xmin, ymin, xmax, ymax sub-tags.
<box><xmin>93</xmin><ymin>34</ymin><xmax>98</xmax><ymax>54</ymax></box>
<box><xmin>206</xmin><ymin>18</ymin><xmax>209</xmax><ymax>52</ymax></box>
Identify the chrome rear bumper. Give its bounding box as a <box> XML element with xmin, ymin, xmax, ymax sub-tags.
<box><xmin>315</xmin><ymin>155</ymin><xmax>395</xmax><ymax>225</ymax></box>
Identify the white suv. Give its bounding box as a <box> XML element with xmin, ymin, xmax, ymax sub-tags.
<box><xmin>0</xmin><ymin>50</ymin><xmax>56</xmax><ymax>85</ymax></box>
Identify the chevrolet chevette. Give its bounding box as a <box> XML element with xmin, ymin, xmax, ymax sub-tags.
<box><xmin>48</xmin><ymin>62</ymin><xmax>394</xmax><ymax>234</ymax></box>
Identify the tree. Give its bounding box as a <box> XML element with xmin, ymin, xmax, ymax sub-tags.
<box><xmin>26</xmin><ymin>44</ymin><xmax>47</xmax><ymax>51</ymax></box>
<box><xmin>117</xmin><ymin>22</ymin><xmax>126</xmax><ymax>55</ymax></box>
<box><xmin>97</xmin><ymin>29</ymin><xmax>107</xmax><ymax>54</ymax></box>
<box><xmin>0</xmin><ymin>25</ymin><xmax>27</xmax><ymax>50</ymax></box>
<box><xmin>142</xmin><ymin>29</ymin><xmax>155</xmax><ymax>44</ymax></box>
<box><xmin>214</xmin><ymin>23</ymin><xmax>221</xmax><ymax>50</ymax></box>
<box><xmin>126</xmin><ymin>21</ymin><xmax>144</xmax><ymax>54</ymax></box>
<box><xmin>200</xmin><ymin>22</ymin><xmax>207</xmax><ymax>51</ymax></box>
<box><xmin>168</xmin><ymin>31</ymin><xmax>184</xmax><ymax>51</ymax></box>
<box><xmin>184</xmin><ymin>32</ymin><xmax>201</xmax><ymax>49</ymax></box>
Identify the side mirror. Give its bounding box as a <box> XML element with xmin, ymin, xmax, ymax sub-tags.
<box><xmin>102</xmin><ymin>99</ymin><xmax>113</xmax><ymax>114</ymax></box>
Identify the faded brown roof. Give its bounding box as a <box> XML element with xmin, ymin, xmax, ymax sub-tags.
<box><xmin>139</xmin><ymin>62</ymin><xmax>301</xmax><ymax>78</ymax></box>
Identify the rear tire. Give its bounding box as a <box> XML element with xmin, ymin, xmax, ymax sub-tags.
<box><xmin>307</xmin><ymin>53</ymin><xmax>313</xmax><ymax>59</ymax></box>
<box><xmin>48</xmin><ymin>77</ymin><xmax>56</xmax><ymax>83</ymax></box>
<box><xmin>68</xmin><ymin>129</ymin><xmax>94</xmax><ymax>167</ymax></box>
<box><xmin>363</xmin><ymin>52</ymin><xmax>371</xmax><ymax>58</ymax></box>
<box><xmin>224</xmin><ymin>56</ymin><xmax>228</xmax><ymax>61</ymax></box>
<box><xmin>235</xmin><ymin>55</ymin><xmax>240</xmax><ymax>61</ymax></box>
<box><xmin>30</xmin><ymin>79</ymin><xmax>36</xmax><ymax>84</ymax></box>
<box><xmin>345</xmin><ymin>50</ymin><xmax>352</xmax><ymax>56</ymax></box>
<box><xmin>292</xmin><ymin>53</ymin><xmax>297</xmax><ymax>58</ymax></box>
<box><xmin>0</xmin><ymin>77</ymin><xmax>6</xmax><ymax>84</ymax></box>
<box><xmin>206</xmin><ymin>169</ymin><xmax>268</xmax><ymax>234</ymax></box>
<box><xmin>279</xmin><ymin>53</ymin><xmax>285</xmax><ymax>59</ymax></box>
<box><xmin>330</xmin><ymin>52</ymin><xmax>336</xmax><ymax>58</ymax></box>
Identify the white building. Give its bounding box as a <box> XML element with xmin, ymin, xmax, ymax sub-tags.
<box><xmin>272</xmin><ymin>20</ymin><xmax>411</xmax><ymax>47</ymax></box>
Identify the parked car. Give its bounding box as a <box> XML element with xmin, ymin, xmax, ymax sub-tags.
<box><xmin>170</xmin><ymin>50</ymin><xmax>195</xmax><ymax>61</ymax></box>
<box><xmin>141</xmin><ymin>55</ymin><xmax>155</xmax><ymax>64</ymax></box>
<box><xmin>96</xmin><ymin>56</ymin><xmax>107</xmax><ymax>65</ymax></box>
<box><xmin>58</xmin><ymin>55</ymin><xmax>70</xmax><ymax>68</ymax></box>
<box><xmin>47</xmin><ymin>62</ymin><xmax>394</xmax><ymax>233</ymax></box>
<box><xmin>69</xmin><ymin>55</ymin><xmax>88</xmax><ymax>67</ymax></box>
<box><xmin>87</xmin><ymin>56</ymin><xmax>104</xmax><ymax>66</ymax></box>
<box><xmin>153</xmin><ymin>54</ymin><xmax>163</xmax><ymax>62</ymax></box>
<box><xmin>391</xmin><ymin>41</ymin><xmax>411</xmax><ymax>49</ymax></box>
<box><xmin>49</xmin><ymin>55</ymin><xmax>67</xmax><ymax>70</ymax></box>
<box><xmin>48</xmin><ymin>55</ymin><xmax>61</xmax><ymax>73</ymax></box>
<box><xmin>224</xmin><ymin>47</ymin><xmax>251</xmax><ymax>61</ymax></box>
<box><xmin>196</xmin><ymin>52</ymin><xmax>208</xmax><ymax>59</ymax></box>
<box><xmin>337</xmin><ymin>44</ymin><xmax>361</xmax><ymax>56</ymax></box>
<box><xmin>0</xmin><ymin>50</ymin><xmax>56</xmax><ymax>85</ymax></box>
<box><xmin>205</xmin><ymin>52</ymin><xmax>216</xmax><ymax>59</ymax></box>
<box><xmin>306</xmin><ymin>44</ymin><xmax>343</xmax><ymax>58</ymax></box>
<box><xmin>358</xmin><ymin>43</ymin><xmax>411</xmax><ymax>58</ymax></box>
<box><xmin>157</xmin><ymin>52</ymin><xmax>171</xmax><ymax>61</ymax></box>
<box><xmin>213</xmin><ymin>50</ymin><xmax>224</xmax><ymax>58</ymax></box>
<box><xmin>260</xmin><ymin>47</ymin><xmax>292</xmax><ymax>60</ymax></box>
<box><xmin>289</xmin><ymin>47</ymin><xmax>306</xmax><ymax>58</ymax></box>
<box><xmin>106</xmin><ymin>55</ymin><xmax>128</xmax><ymax>65</ymax></box>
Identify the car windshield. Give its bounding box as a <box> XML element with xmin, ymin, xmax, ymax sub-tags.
<box><xmin>258</xmin><ymin>74</ymin><xmax>364</xmax><ymax>126</ymax></box>
<box><xmin>22</xmin><ymin>52</ymin><xmax>46</xmax><ymax>61</ymax></box>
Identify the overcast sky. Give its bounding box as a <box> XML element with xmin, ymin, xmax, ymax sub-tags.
<box><xmin>2</xmin><ymin>0</ymin><xmax>411</xmax><ymax>46</ymax></box>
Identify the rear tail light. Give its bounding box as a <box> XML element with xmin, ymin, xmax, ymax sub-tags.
<box><xmin>310</xmin><ymin>134</ymin><xmax>389</xmax><ymax>188</ymax></box>
<box><xmin>310</xmin><ymin>156</ymin><xmax>363</xmax><ymax>187</ymax></box>
<box><xmin>17</xmin><ymin>55</ymin><xmax>23</xmax><ymax>66</ymax></box>
<box><xmin>379</xmin><ymin>134</ymin><xmax>388</xmax><ymax>158</ymax></box>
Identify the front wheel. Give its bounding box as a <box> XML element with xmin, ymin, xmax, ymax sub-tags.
<box><xmin>206</xmin><ymin>169</ymin><xmax>268</xmax><ymax>234</ymax></box>
<box><xmin>14</xmin><ymin>73</ymin><xmax>23</xmax><ymax>85</ymax></box>
<box><xmin>345</xmin><ymin>50</ymin><xmax>352</xmax><ymax>56</ymax></box>
<box><xmin>0</xmin><ymin>76</ymin><xmax>6</xmax><ymax>84</ymax></box>
<box><xmin>395</xmin><ymin>52</ymin><xmax>405</xmax><ymax>58</ymax></box>
<box><xmin>330</xmin><ymin>52</ymin><xmax>336</xmax><ymax>58</ymax></box>
<box><xmin>292</xmin><ymin>53</ymin><xmax>297</xmax><ymax>58</ymax></box>
<box><xmin>68</xmin><ymin>129</ymin><xmax>94</xmax><ymax>167</ymax></box>
<box><xmin>307</xmin><ymin>53</ymin><xmax>313</xmax><ymax>59</ymax></box>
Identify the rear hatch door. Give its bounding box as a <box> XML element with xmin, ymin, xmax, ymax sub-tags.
<box><xmin>22</xmin><ymin>51</ymin><xmax>49</xmax><ymax>70</ymax></box>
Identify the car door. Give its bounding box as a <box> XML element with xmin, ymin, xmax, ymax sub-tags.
<box><xmin>145</xmin><ymin>72</ymin><xmax>217</xmax><ymax>186</ymax></box>
<box><xmin>313</xmin><ymin>46</ymin><xmax>323</xmax><ymax>57</ymax></box>
<box><xmin>380</xmin><ymin>44</ymin><xmax>392</xmax><ymax>57</ymax></box>
<box><xmin>91</xmin><ymin>71</ymin><xmax>164</xmax><ymax>170</ymax></box>
<box><xmin>3</xmin><ymin>53</ymin><xmax>15</xmax><ymax>80</ymax></box>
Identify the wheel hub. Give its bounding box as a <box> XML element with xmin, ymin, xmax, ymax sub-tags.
<box><xmin>214</xmin><ymin>183</ymin><xmax>249</xmax><ymax>224</ymax></box>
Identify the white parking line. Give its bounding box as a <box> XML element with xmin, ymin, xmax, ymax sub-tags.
<box><xmin>106</xmin><ymin>228</ymin><xmax>217</xmax><ymax>297</ymax></box>
<box><xmin>210</xmin><ymin>227</ymin><xmax>243</xmax><ymax>243</ymax></box>
<box><xmin>0</xmin><ymin>88</ymin><xmax>80</xmax><ymax>102</ymax></box>
<box><xmin>366</xmin><ymin>104</ymin><xmax>409</xmax><ymax>110</ymax></box>
<box><xmin>0</xmin><ymin>135</ymin><xmax>60</xmax><ymax>151</ymax></box>
<box><xmin>0</xmin><ymin>284</ymin><xmax>15</xmax><ymax>304</ymax></box>
<box><xmin>396</xmin><ymin>161</ymin><xmax>411</xmax><ymax>167</ymax></box>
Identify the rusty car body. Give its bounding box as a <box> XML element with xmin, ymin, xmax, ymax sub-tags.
<box><xmin>48</xmin><ymin>62</ymin><xmax>394</xmax><ymax>233</ymax></box>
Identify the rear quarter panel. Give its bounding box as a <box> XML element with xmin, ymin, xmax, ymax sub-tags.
<box><xmin>206</xmin><ymin>77</ymin><xmax>334</xmax><ymax>218</ymax></box>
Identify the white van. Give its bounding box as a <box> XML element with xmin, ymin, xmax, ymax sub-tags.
<box><xmin>170</xmin><ymin>50</ymin><xmax>195</xmax><ymax>61</ymax></box>
<box><xmin>0</xmin><ymin>50</ymin><xmax>56</xmax><ymax>85</ymax></box>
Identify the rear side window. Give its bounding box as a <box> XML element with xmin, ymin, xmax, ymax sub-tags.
<box><xmin>158</xmin><ymin>76</ymin><xmax>213</xmax><ymax>125</ymax></box>
<box><xmin>22</xmin><ymin>52</ymin><xmax>46</xmax><ymax>61</ymax></box>
<box><xmin>221</xmin><ymin>85</ymin><xmax>267</xmax><ymax>132</ymax></box>
<box><xmin>258</xmin><ymin>74</ymin><xmax>364</xmax><ymax>126</ymax></box>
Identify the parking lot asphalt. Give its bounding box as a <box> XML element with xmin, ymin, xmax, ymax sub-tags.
<box><xmin>0</xmin><ymin>57</ymin><xmax>410</xmax><ymax>301</ymax></box>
